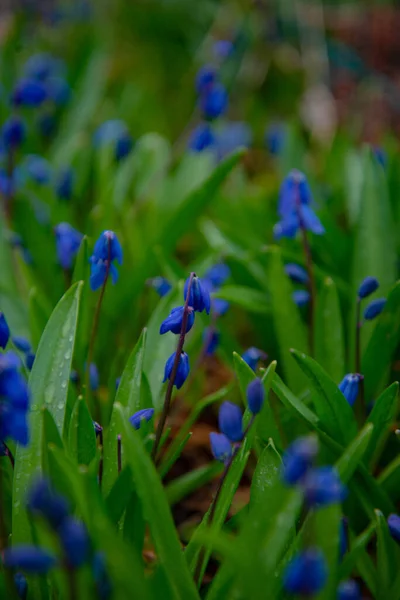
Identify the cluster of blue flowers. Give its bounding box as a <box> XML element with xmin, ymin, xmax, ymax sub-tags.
<box><xmin>89</xmin><ymin>230</ymin><xmax>123</xmax><ymax>291</ymax></box>
<box><xmin>210</xmin><ymin>378</ymin><xmax>264</xmax><ymax>463</ymax></box>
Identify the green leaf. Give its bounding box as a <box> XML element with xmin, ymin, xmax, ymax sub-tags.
<box><xmin>376</xmin><ymin>509</ymin><xmax>400</xmax><ymax>599</ymax></box>
<box><xmin>315</xmin><ymin>277</ymin><xmax>345</xmax><ymax>382</ymax></box>
<box><xmin>338</xmin><ymin>522</ymin><xmax>376</xmax><ymax>582</ymax></box>
<box><xmin>314</xmin><ymin>505</ymin><xmax>341</xmax><ymax>600</ymax></box>
<box><xmin>13</xmin><ymin>282</ymin><xmax>83</xmax><ymax>544</ymax></box>
<box><xmin>105</xmin><ymin>466</ymin><xmax>133</xmax><ymax>525</ymax></box>
<box><xmin>115</xmin><ymin>404</ymin><xmax>200</xmax><ymax>600</ymax></box>
<box><xmin>166</xmin><ymin>462</ymin><xmax>223</xmax><ymax>506</ymax></box>
<box><xmin>68</xmin><ymin>397</ymin><xmax>97</xmax><ymax>466</ymax></box>
<box><xmin>335</xmin><ymin>423</ymin><xmax>374</xmax><ymax>483</ymax></box>
<box><xmin>365</xmin><ymin>382</ymin><xmax>398</xmax><ymax>468</ymax></box>
<box><xmin>115</xmin><ymin>328</ymin><xmax>147</xmax><ymax>414</ymax></box>
<box><xmin>265</xmin><ymin>246</ymin><xmax>308</xmax><ymax>390</ymax></box>
<box><xmin>213</xmin><ymin>286</ymin><xmax>270</xmax><ymax>314</ymax></box>
<box><xmin>378</xmin><ymin>455</ymin><xmax>400</xmax><ymax>503</ymax></box>
<box><xmin>250</xmin><ymin>439</ymin><xmax>282</xmax><ymax>510</ymax></box>
<box><xmin>290</xmin><ymin>349</ymin><xmax>358</xmax><ymax>445</ymax></box>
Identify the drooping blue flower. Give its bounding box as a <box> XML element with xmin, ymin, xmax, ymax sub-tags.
<box><xmin>204</xmin><ymin>263</ymin><xmax>230</xmax><ymax>288</ymax></box>
<box><xmin>14</xmin><ymin>572</ymin><xmax>28</xmax><ymax>600</ymax></box>
<box><xmin>23</xmin><ymin>53</ymin><xmax>61</xmax><ymax>81</ymax></box>
<box><xmin>184</xmin><ymin>275</ymin><xmax>211</xmax><ymax>314</ymax></box>
<box><xmin>241</xmin><ymin>347</ymin><xmax>267</xmax><ymax>372</ymax></box>
<box><xmin>0</xmin><ymin>352</ymin><xmax>30</xmax><ymax>446</ymax></box>
<box><xmin>293</xmin><ymin>290</ymin><xmax>310</xmax><ymax>306</ymax></box>
<box><xmin>25</xmin><ymin>352</ymin><xmax>35</xmax><ymax>371</ymax></box>
<box><xmin>215</xmin><ymin>121</ymin><xmax>252</xmax><ymax>158</ymax></box>
<box><xmin>337</xmin><ymin>579</ymin><xmax>361</xmax><ymax>600</ymax></box>
<box><xmin>283</xmin><ymin>549</ymin><xmax>327</xmax><ymax>596</ymax></box>
<box><xmin>89</xmin><ymin>363</ymin><xmax>99</xmax><ymax>392</ymax></box>
<box><xmin>2</xmin><ymin>116</ymin><xmax>25</xmax><ymax>150</ymax></box>
<box><xmin>163</xmin><ymin>351</ymin><xmax>190</xmax><ymax>389</ymax></box>
<box><xmin>54</xmin><ymin>223</ymin><xmax>83</xmax><ymax>270</ymax></box>
<box><xmin>89</xmin><ymin>259</ymin><xmax>119</xmax><ymax>291</ymax></box>
<box><xmin>285</xmin><ymin>263</ymin><xmax>309</xmax><ymax>284</ymax></box>
<box><xmin>388</xmin><ymin>513</ymin><xmax>400</xmax><ymax>543</ymax></box>
<box><xmin>200</xmin><ymin>83</ymin><xmax>228</xmax><ymax>120</ymax></box>
<box><xmin>27</xmin><ymin>478</ymin><xmax>69</xmax><ymax>529</ymax></box>
<box><xmin>90</xmin><ymin>231</ymin><xmax>123</xmax><ymax>291</ymax></box>
<box><xmin>265</xmin><ymin>122</ymin><xmax>286</xmax><ymax>156</ymax></box>
<box><xmin>94</xmin><ymin>120</ymin><xmax>133</xmax><ymax>162</ymax></box>
<box><xmin>129</xmin><ymin>408</ymin><xmax>155</xmax><ymax>430</ymax></box>
<box><xmin>213</xmin><ymin>40</ymin><xmax>234</xmax><ymax>60</ymax></box>
<box><xmin>203</xmin><ymin>328</ymin><xmax>220</xmax><ymax>356</ymax></box>
<box><xmin>209</xmin><ymin>432</ymin><xmax>232</xmax><ymax>463</ymax></box>
<box><xmin>3</xmin><ymin>546</ymin><xmax>57</xmax><ymax>574</ymax></box>
<box><xmin>54</xmin><ymin>167</ymin><xmax>74</xmax><ymax>201</ymax></box>
<box><xmin>218</xmin><ymin>401</ymin><xmax>243</xmax><ymax>443</ymax></box>
<box><xmin>282</xmin><ymin>435</ymin><xmax>318</xmax><ymax>485</ymax></box>
<box><xmin>212</xmin><ymin>298</ymin><xmax>230</xmax><ymax>317</ymax></box>
<box><xmin>160</xmin><ymin>306</ymin><xmax>195</xmax><ymax>335</ymax></box>
<box><xmin>58</xmin><ymin>517</ymin><xmax>89</xmax><ymax>567</ymax></box>
<box><xmin>11</xmin><ymin>336</ymin><xmax>31</xmax><ymax>353</ymax></box>
<box><xmin>12</xmin><ymin>79</ymin><xmax>48</xmax><ymax>107</ymax></box>
<box><xmin>0</xmin><ymin>313</ymin><xmax>10</xmax><ymax>349</ymax></box>
<box><xmin>338</xmin><ymin>374</ymin><xmax>362</xmax><ymax>407</ymax></box>
<box><xmin>195</xmin><ymin>65</ymin><xmax>217</xmax><ymax>94</ymax></box>
<box><xmin>303</xmin><ymin>467</ymin><xmax>346</xmax><ymax>507</ymax></box>
<box><xmin>364</xmin><ymin>298</ymin><xmax>386</xmax><ymax>320</ymax></box>
<box><xmin>246</xmin><ymin>378</ymin><xmax>265</xmax><ymax>415</ymax></box>
<box><xmin>93</xmin><ymin>552</ymin><xmax>112</xmax><ymax>600</ymax></box>
<box><xmin>24</xmin><ymin>155</ymin><xmax>52</xmax><ymax>185</ymax></box>
<box><xmin>0</xmin><ymin>168</ymin><xmax>17</xmax><ymax>198</ymax></box>
<box><xmin>188</xmin><ymin>122</ymin><xmax>215</xmax><ymax>153</ymax></box>
<box><xmin>357</xmin><ymin>276</ymin><xmax>379</xmax><ymax>299</ymax></box>
<box><xmin>147</xmin><ymin>276</ymin><xmax>172</xmax><ymax>297</ymax></box>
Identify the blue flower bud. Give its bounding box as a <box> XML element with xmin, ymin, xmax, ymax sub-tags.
<box><xmin>93</xmin><ymin>422</ymin><xmax>103</xmax><ymax>436</ymax></box>
<box><xmin>188</xmin><ymin>122</ymin><xmax>215</xmax><ymax>152</ymax></box>
<box><xmin>241</xmin><ymin>347</ymin><xmax>267</xmax><ymax>372</ymax></box>
<box><xmin>388</xmin><ymin>513</ymin><xmax>400</xmax><ymax>543</ymax></box>
<box><xmin>246</xmin><ymin>378</ymin><xmax>265</xmax><ymax>415</ymax></box>
<box><xmin>218</xmin><ymin>401</ymin><xmax>243</xmax><ymax>443</ymax></box>
<box><xmin>93</xmin><ymin>552</ymin><xmax>112</xmax><ymax>600</ymax></box>
<box><xmin>12</xmin><ymin>79</ymin><xmax>48</xmax><ymax>107</ymax></box>
<box><xmin>184</xmin><ymin>275</ymin><xmax>211</xmax><ymax>314</ymax></box>
<box><xmin>27</xmin><ymin>478</ymin><xmax>69</xmax><ymax>529</ymax></box>
<box><xmin>89</xmin><ymin>259</ymin><xmax>118</xmax><ymax>291</ymax></box>
<box><xmin>195</xmin><ymin>65</ymin><xmax>217</xmax><ymax>94</ymax></box>
<box><xmin>24</xmin><ymin>155</ymin><xmax>52</xmax><ymax>185</ymax></box>
<box><xmin>338</xmin><ymin>374</ymin><xmax>362</xmax><ymax>407</ymax></box>
<box><xmin>160</xmin><ymin>306</ymin><xmax>195</xmax><ymax>335</ymax></box>
<box><xmin>213</xmin><ymin>40</ymin><xmax>233</xmax><ymax>60</ymax></box>
<box><xmin>204</xmin><ymin>263</ymin><xmax>230</xmax><ymax>288</ymax></box>
<box><xmin>284</xmin><ymin>263</ymin><xmax>309</xmax><ymax>284</ymax></box>
<box><xmin>54</xmin><ymin>223</ymin><xmax>83</xmax><ymax>270</ymax></box>
<box><xmin>265</xmin><ymin>122</ymin><xmax>286</xmax><ymax>156</ymax></box>
<box><xmin>147</xmin><ymin>276</ymin><xmax>172</xmax><ymax>297</ymax></box>
<box><xmin>11</xmin><ymin>336</ymin><xmax>31</xmax><ymax>353</ymax></box>
<box><xmin>129</xmin><ymin>408</ymin><xmax>155</xmax><ymax>430</ymax></box>
<box><xmin>163</xmin><ymin>352</ymin><xmax>190</xmax><ymax>389</ymax></box>
<box><xmin>337</xmin><ymin>579</ymin><xmax>361</xmax><ymax>600</ymax></box>
<box><xmin>14</xmin><ymin>572</ymin><xmax>27</xmax><ymax>600</ymax></box>
<box><xmin>57</xmin><ymin>517</ymin><xmax>89</xmax><ymax>567</ymax></box>
<box><xmin>115</xmin><ymin>134</ymin><xmax>133</xmax><ymax>162</ymax></box>
<box><xmin>209</xmin><ymin>432</ymin><xmax>232</xmax><ymax>463</ymax></box>
<box><xmin>92</xmin><ymin>230</ymin><xmax>123</xmax><ymax>265</ymax></box>
<box><xmin>55</xmin><ymin>167</ymin><xmax>74</xmax><ymax>201</ymax></box>
<box><xmin>0</xmin><ymin>313</ymin><xmax>10</xmax><ymax>349</ymax></box>
<box><xmin>357</xmin><ymin>276</ymin><xmax>379</xmax><ymax>299</ymax></box>
<box><xmin>364</xmin><ymin>298</ymin><xmax>386</xmax><ymax>320</ymax></box>
<box><xmin>282</xmin><ymin>436</ymin><xmax>318</xmax><ymax>485</ymax></box>
<box><xmin>203</xmin><ymin>328</ymin><xmax>220</xmax><ymax>356</ymax></box>
<box><xmin>3</xmin><ymin>546</ymin><xmax>57</xmax><ymax>573</ymax></box>
<box><xmin>283</xmin><ymin>549</ymin><xmax>327</xmax><ymax>596</ymax></box>
<box><xmin>199</xmin><ymin>83</ymin><xmax>228</xmax><ymax>120</ymax></box>
<box><xmin>25</xmin><ymin>352</ymin><xmax>35</xmax><ymax>371</ymax></box>
<box><xmin>293</xmin><ymin>290</ymin><xmax>310</xmax><ymax>306</ymax></box>
<box><xmin>2</xmin><ymin>116</ymin><xmax>25</xmax><ymax>150</ymax></box>
<box><xmin>279</xmin><ymin>169</ymin><xmax>312</xmax><ymax>217</ymax></box>
<box><xmin>89</xmin><ymin>363</ymin><xmax>99</xmax><ymax>391</ymax></box>
<box><xmin>303</xmin><ymin>467</ymin><xmax>346</xmax><ymax>507</ymax></box>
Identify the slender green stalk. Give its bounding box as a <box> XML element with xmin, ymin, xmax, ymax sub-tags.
<box><xmin>117</xmin><ymin>435</ymin><xmax>122</xmax><ymax>473</ymax></box>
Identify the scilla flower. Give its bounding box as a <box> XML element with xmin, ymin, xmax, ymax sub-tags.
<box><xmin>163</xmin><ymin>351</ymin><xmax>190</xmax><ymax>389</ymax></box>
<box><xmin>160</xmin><ymin>306</ymin><xmax>195</xmax><ymax>335</ymax></box>
<box><xmin>293</xmin><ymin>290</ymin><xmax>310</xmax><ymax>306</ymax></box>
<box><xmin>12</xmin><ymin>78</ymin><xmax>48</xmax><ymax>107</ymax></box>
<box><xmin>0</xmin><ymin>351</ymin><xmax>30</xmax><ymax>446</ymax></box>
<box><xmin>302</xmin><ymin>467</ymin><xmax>346</xmax><ymax>507</ymax></box>
<box><xmin>195</xmin><ymin>65</ymin><xmax>217</xmax><ymax>94</ymax></box>
<box><xmin>387</xmin><ymin>513</ymin><xmax>400</xmax><ymax>543</ymax></box>
<box><xmin>184</xmin><ymin>275</ymin><xmax>211</xmax><ymax>314</ymax></box>
<box><xmin>337</xmin><ymin>579</ymin><xmax>361</xmax><ymax>600</ymax></box>
<box><xmin>200</xmin><ymin>84</ymin><xmax>228</xmax><ymax>120</ymax></box>
<box><xmin>246</xmin><ymin>378</ymin><xmax>265</xmax><ymax>415</ymax></box>
<box><xmin>54</xmin><ymin>167</ymin><xmax>74</xmax><ymax>201</ymax></box>
<box><xmin>0</xmin><ymin>313</ymin><xmax>10</xmax><ymax>349</ymax></box>
<box><xmin>89</xmin><ymin>231</ymin><xmax>123</xmax><ymax>291</ymax></box>
<box><xmin>241</xmin><ymin>347</ymin><xmax>267</xmax><ymax>372</ymax></box>
<box><xmin>2</xmin><ymin>116</ymin><xmax>25</xmax><ymax>150</ymax></box>
<box><xmin>54</xmin><ymin>223</ymin><xmax>83</xmax><ymax>270</ymax></box>
<box><xmin>357</xmin><ymin>276</ymin><xmax>379</xmax><ymax>299</ymax></box>
<box><xmin>129</xmin><ymin>408</ymin><xmax>155</xmax><ymax>430</ymax></box>
<box><xmin>147</xmin><ymin>276</ymin><xmax>172</xmax><ymax>297</ymax></box>
<box><xmin>364</xmin><ymin>298</ymin><xmax>386</xmax><ymax>320</ymax></box>
<box><xmin>209</xmin><ymin>432</ymin><xmax>232</xmax><ymax>463</ymax></box>
<box><xmin>338</xmin><ymin>374</ymin><xmax>362</xmax><ymax>407</ymax></box>
<box><xmin>58</xmin><ymin>517</ymin><xmax>89</xmax><ymax>567</ymax></box>
<box><xmin>282</xmin><ymin>435</ymin><xmax>318</xmax><ymax>485</ymax></box>
<box><xmin>283</xmin><ymin>549</ymin><xmax>327</xmax><ymax>596</ymax></box>
<box><xmin>285</xmin><ymin>263</ymin><xmax>309</xmax><ymax>284</ymax></box>
<box><xmin>188</xmin><ymin>122</ymin><xmax>215</xmax><ymax>153</ymax></box>
<box><xmin>218</xmin><ymin>402</ymin><xmax>243</xmax><ymax>443</ymax></box>
<box><xmin>27</xmin><ymin>478</ymin><xmax>69</xmax><ymax>528</ymax></box>
<box><xmin>3</xmin><ymin>546</ymin><xmax>57</xmax><ymax>574</ymax></box>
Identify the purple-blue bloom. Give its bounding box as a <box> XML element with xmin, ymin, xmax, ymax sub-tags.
<box><xmin>388</xmin><ymin>513</ymin><xmax>400</xmax><ymax>543</ymax></box>
<box><xmin>129</xmin><ymin>408</ymin><xmax>155</xmax><ymax>430</ymax></box>
<box><xmin>282</xmin><ymin>436</ymin><xmax>318</xmax><ymax>485</ymax></box>
<box><xmin>285</xmin><ymin>263</ymin><xmax>309</xmax><ymax>284</ymax></box>
<box><xmin>213</xmin><ymin>40</ymin><xmax>234</xmax><ymax>60</ymax></box>
<box><xmin>188</xmin><ymin>122</ymin><xmax>216</xmax><ymax>153</ymax></box>
<box><xmin>89</xmin><ymin>363</ymin><xmax>99</xmax><ymax>391</ymax></box>
<box><xmin>93</xmin><ymin>552</ymin><xmax>112</xmax><ymax>600</ymax></box>
<box><xmin>12</xmin><ymin>336</ymin><xmax>31</xmax><ymax>353</ymax></box>
<box><xmin>210</xmin><ymin>432</ymin><xmax>232</xmax><ymax>463</ymax></box>
<box><xmin>199</xmin><ymin>83</ymin><xmax>228</xmax><ymax>120</ymax></box>
<box><xmin>163</xmin><ymin>351</ymin><xmax>190</xmax><ymax>389</ymax></box>
<box><xmin>215</xmin><ymin>122</ymin><xmax>252</xmax><ymax>158</ymax></box>
<box><xmin>147</xmin><ymin>276</ymin><xmax>172</xmax><ymax>297</ymax></box>
<box><xmin>218</xmin><ymin>401</ymin><xmax>243</xmax><ymax>443</ymax></box>
<box><xmin>12</xmin><ymin>79</ymin><xmax>48</xmax><ymax>107</ymax></box>
<box><xmin>357</xmin><ymin>276</ymin><xmax>379</xmax><ymax>299</ymax></box>
<box><xmin>27</xmin><ymin>478</ymin><xmax>69</xmax><ymax>529</ymax></box>
<box><xmin>203</xmin><ymin>328</ymin><xmax>220</xmax><ymax>356</ymax></box>
<box><xmin>24</xmin><ymin>155</ymin><xmax>52</xmax><ymax>185</ymax></box>
<box><xmin>93</xmin><ymin>421</ymin><xmax>103</xmax><ymax>436</ymax></box>
<box><xmin>293</xmin><ymin>290</ymin><xmax>310</xmax><ymax>306</ymax></box>
<box><xmin>160</xmin><ymin>306</ymin><xmax>195</xmax><ymax>335</ymax></box>
<box><xmin>283</xmin><ymin>549</ymin><xmax>327</xmax><ymax>596</ymax></box>
<box><xmin>338</xmin><ymin>374</ymin><xmax>362</xmax><ymax>407</ymax></box>
<box><xmin>337</xmin><ymin>579</ymin><xmax>361</xmax><ymax>600</ymax></box>
<box><xmin>2</xmin><ymin>116</ymin><xmax>25</xmax><ymax>150</ymax></box>
<box><xmin>246</xmin><ymin>378</ymin><xmax>265</xmax><ymax>415</ymax></box>
<box><xmin>265</xmin><ymin>122</ymin><xmax>286</xmax><ymax>156</ymax></box>
<box><xmin>212</xmin><ymin>298</ymin><xmax>230</xmax><ymax>317</ymax></box>
<box><xmin>204</xmin><ymin>263</ymin><xmax>230</xmax><ymax>288</ymax></box>
<box><xmin>303</xmin><ymin>467</ymin><xmax>346</xmax><ymax>507</ymax></box>
<box><xmin>364</xmin><ymin>298</ymin><xmax>386</xmax><ymax>320</ymax></box>
<box><xmin>23</xmin><ymin>53</ymin><xmax>61</xmax><ymax>81</ymax></box>
<box><xmin>241</xmin><ymin>347</ymin><xmax>267</xmax><ymax>372</ymax></box>
<box><xmin>58</xmin><ymin>517</ymin><xmax>89</xmax><ymax>567</ymax></box>
<box><xmin>3</xmin><ymin>546</ymin><xmax>57</xmax><ymax>574</ymax></box>
<box><xmin>0</xmin><ymin>313</ymin><xmax>10</xmax><ymax>349</ymax></box>
<box><xmin>0</xmin><ymin>351</ymin><xmax>30</xmax><ymax>446</ymax></box>
<box><xmin>54</xmin><ymin>167</ymin><xmax>74</xmax><ymax>201</ymax></box>
<box><xmin>184</xmin><ymin>275</ymin><xmax>211</xmax><ymax>314</ymax></box>
<box><xmin>14</xmin><ymin>572</ymin><xmax>27</xmax><ymax>600</ymax></box>
<box><xmin>90</xmin><ymin>231</ymin><xmax>122</xmax><ymax>291</ymax></box>
<box><xmin>195</xmin><ymin>65</ymin><xmax>217</xmax><ymax>94</ymax></box>
<box><xmin>54</xmin><ymin>223</ymin><xmax>83</xmax><ymax>270</ymax></box>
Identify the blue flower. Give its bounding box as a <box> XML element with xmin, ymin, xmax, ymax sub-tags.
<box><xmin>90</xmin><ymin>259</ymin><xmax>119</xmax><ymax>291</ymax></box>
<box><xmin>25</xmin><ymin>353</ymin><xmax>35</xmax><ymax>371</ymax></box>
<box><xmin>160</xmin><ymin>306</ymin><xmax>195</xmax><ymax>335</ymax></box>
<box><xmin>293</xmin><ymin>290</ymin><xmax>310</xmax><ymax>306</ymax></box>
<box><xmin>265</xmin><ymin>122</ymin><xmax>286</xmax><ymax>156</ymax></box>
<box><xmin>213</xmin><ymin>40</ymin><xmax>233</xmax><ymax>60</ymax></box>
<box><xmin>23</xmin><ymin>53</ymin><xmax>61</xmax><ymax>81</ymax></box>
<box><xmin>204</xmin><ymin>263</ymin><xmax>230</xmax><ymax>288</ymax></box>
<box><xmin>241</xmin><ymin>347</ymin><xmax>267</xmax><ymax>371</ymax></box>
<box><xmin>0</xmin><ymin>352</ymin><xmax>30</xmax><ymax>446</ymax></box>
<box><xmin>14</xmin><ymin>572</ymin><xmax>27</xmax><ymax>600</ymax></box>
<box><xmin>188</xmin><ymin>122</ymin><xmax>216</xmax><ymax>152</ymax></box>
<box><xmin>58</xmin><ymin>517</ymin><xmax>89</xmax><ymax>567</ymax></box>
<box><xmin>303</xmin><ymin>467</ymin><xmax>346</xmax><ymax>507</ymax></box>
<box><xmin>209</xmin><ymin>432</ymin><xmax>232</xmax><ymax>463</ymax></box>
<box><xmin>94</xmin><ymin>120</ymin><xmax>133</xmax><ymax>161</ymax></box>
<box><xmin>12</xmin><ymin>79</ymin><xmax>48</xmax><ymax>107</ymax></box>
<box><xmin>364</xmin><ymin>298</ymin><xmax>386</xmax><ymax>320</ymax></box>
<box><xmin>357</xmin><ymin>276</ymin><xmax>379</xmax><ymax>299</ymax></box>
<box><xmin>24</xmin><ymin>155</ymin><xmax>52</xmax><ymax>185</ymax></box>
<box><xmin>90</xmin><ymin>231</ymin><xmax>123</xmax><ymax>291</ymax></box>
<box><xmin>337</xmin><ymin>579</ymin><xmax>361</xmax><ymax>600</ymax></box>
<box><xmin>129</xmin><ymin>408</ymin><xmax>155</xmax><ymax>430</ymax></box>
<box><xmin>212</xmin><ymin>298</ymin><xmax>230</xmax><ymax>316</ymax></box>
<box><xmin>283</xmin><ymin>549</ymin><xmax>327</xmax><ymax>596</ymax></box>
<box><xmin>11</xmin><ymin>337</ymin><xmax>31</xmax><ymax>353</ymax></box>
<box><xmin>246</xmin><ymin>378</ymin><xmax>265</xmax><ymax>415</ymax></box>
<box><xmin>93</xmin><ymin>552</ymin><xmax>112</xmax><ymax>600</ymax></box>
<box><xmin>218</xmin><ymin>401</ymin><xmax>243</xmax><ymax>443</ymax></box>
<box><xmin>338</xmin><ymin>374</ymin><xmax>362</xmax><ymax>407</ymax></box>
<box><xmin>0</xmin><ymin>168</ymin><xmax>17</xmax><ymax>197</ymax></box>
<box><xmin>2</xmin><ymin>116</ymin><xmax>25</xmax><ymax>150</ymax></box>
<box><xmin>3</xmin><ymin>546</ymin><xmax>57</xmax><ymax>574</ymax></box>
<box><xmin>27</xmin><ymin>478</ymin><xmax>70</xmax><ymax>529</ymax></box>
<box><xmin>388</xmin><ymin>513</ymin><xmax>400</xmax><ymax>543</ymax></box>
<box><xmin>54</xmin><ymin>223</ymin><xmax>83</xmax><ymax>270</ymax></box>
<box><xmin>282</xmin><ymin>436</ymin><xmax>318</xmax><ymax>485</ymax></box>
<box><xmin>285</xmin><ymin>263</ymin><xmax>309</xmax><ymax>284</ymax></box>
<box><xmin>184</xmin><ymin>275</ymin><xmax>211</xmax><ymax>314</ymax></box>
<box><xmin>195</xmin><ymin>65</ymin><xmax>217</xmax><ymax>94</ymax></box>
<box><xmin>215</xmin><ymin>121</ymin><xmax>252</xmax><ymax>158</ymax></box>
<box><xmin>147</xmin><ymin>276</ymin><xmax>172</xmax><ymax>297</ymax></box>
<box><xmin>0</xmin><ymin>313</ymin><xmax>10</xmax><ymax>349</ymax></box>
<box><xmin>163</xmin><ymin>351</ymin><xmax>190</xmax><ymax>389</ymax></box>
<box><xmin>199</xmin><ymin>83</ymin><xmax>228</xmax><ymax>120</ymax></box>
<box><xmin>203</xmin><ymin>328</ymin><xmax>220</xmax><ymax>356</ymax></box>
<box><xmin>89</xmin><ymin>363</ymin><xmax>99</xmax><ymax>391</ymax></box>
<box><xmin>54</xmin><ymin>167</ymin><xmax>74</xmax><ymax>201</ymax></box>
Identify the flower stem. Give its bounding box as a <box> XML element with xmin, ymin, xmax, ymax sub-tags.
<box><xmin>98</xmin><ymin>428</ymin><xmax>104</xmax><ymax>489</ymax></box>
<box><xmin>66</xmin><ymin>565</ymin><xmax>78</xmax><ymax>600</ymax></box>
<box><xmin>151</xmin><ymin>272</ymin><xmax>196</xmax><ymax>462</ymax></box>
<box><xmin>117</xmin><ymin>435</ymin><xmax>122</xmax><ymax>474</ymax></box>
